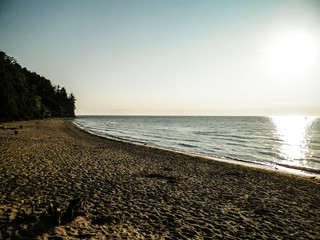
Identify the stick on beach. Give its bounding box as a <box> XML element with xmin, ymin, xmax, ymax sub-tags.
<box><xmin>0</xmin><ymin>119</ymin><xmax>319</xmax><ymax>239</ymax></box>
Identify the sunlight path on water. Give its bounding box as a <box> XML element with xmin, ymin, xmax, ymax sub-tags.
<box><xmin>271</xmin><ymin>116</ymin><xmax>316</xmax><ymax>167</ymax></box>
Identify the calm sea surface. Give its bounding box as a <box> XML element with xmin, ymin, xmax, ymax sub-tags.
<box><xmin>73</xmin><ymin>116</ymin><xmax>320</xmax><ymax>174</ymax></box>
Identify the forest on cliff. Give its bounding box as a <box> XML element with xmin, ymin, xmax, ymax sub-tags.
<box><xmin>0</xmin><ymin>51</ymin><xmax>76</xmax><ymax>121</ymax></box>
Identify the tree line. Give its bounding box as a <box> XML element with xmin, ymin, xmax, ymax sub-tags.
<box><xmin>0</xmin><ymin>51</ymin><xmax>76</xmax><ymax>121</ymax></box>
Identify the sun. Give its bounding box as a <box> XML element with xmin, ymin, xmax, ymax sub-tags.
<box><xmin>261</xmin><ymin>31</ymin><xmax>318</xmax><ymax>79</ymax></box>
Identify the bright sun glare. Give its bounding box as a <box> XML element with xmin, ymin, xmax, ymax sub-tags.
<box><xmin>261</xmin><ymin>31</ymin><xmax>318</xmax><ymax>79</ymax></box>
<box><xmin>272</xmin><ymin>116</ymin><xmax>315</xmax><ymax>165</ymax></box>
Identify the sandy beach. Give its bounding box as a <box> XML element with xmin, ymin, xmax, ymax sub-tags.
<box><xmin>0</xmin><ymin>119</ymin><xmax>320</xmax><ymax>239</ymax></box>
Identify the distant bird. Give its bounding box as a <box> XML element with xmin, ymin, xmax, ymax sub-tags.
<box><xmin>20</xmin><ymin>125</ymin><xmax>23</xmax><ymax>129</ymax></box>
<box><xmin>14</xmin><ymin>130</ymin><xmax>18</xmax><ymax>135</ymax></box>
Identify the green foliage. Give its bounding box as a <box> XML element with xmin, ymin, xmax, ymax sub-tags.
<box><xmin>0</xmin><ymin>51</ymin><xmax>76</xmax><ymax>121</ymax></box>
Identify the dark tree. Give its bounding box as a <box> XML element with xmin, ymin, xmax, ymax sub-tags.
<box><xmin>0</xmin><ymin>51</ymin><xmax>76</xmax><ymax>121</ymax></box>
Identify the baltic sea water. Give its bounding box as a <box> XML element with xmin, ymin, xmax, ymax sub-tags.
<box><xmin>73</xmin><ymin>116</ymin><xmax>320</xmax><ymax>174</ymax></box>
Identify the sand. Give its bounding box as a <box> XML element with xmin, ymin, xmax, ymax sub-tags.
<box><xmin>0</xmin><ymin>119</ymin><xmax>320</xmax><ymax>239</ymax></box>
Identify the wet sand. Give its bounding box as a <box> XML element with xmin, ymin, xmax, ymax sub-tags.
<box><xmin>0</xmin><ymin>119</ymin><xmax>320</xmax><ymax>239</ymax></box>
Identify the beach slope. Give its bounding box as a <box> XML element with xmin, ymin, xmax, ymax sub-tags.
<box><xmin>0</xmin><ymin>119</ymin><xmax>319</xmax><ymax>239</ymax></box>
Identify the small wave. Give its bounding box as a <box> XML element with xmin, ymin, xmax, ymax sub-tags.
<box><xmin>225</xmin><ymin>142</ymin><xmax>247</xmax><ymax>148</ymax></box>
<box><xmin>257</xmin><ymin>151</ymin><xmax>279</xmax><ymax>159</ymax></box>
<box><xmin>310</xmin><ymin>145</ymin><xmax>320</xmax><ymax>151</ymax></box>
<box><xmin>276</xmin><ymin>163</ymin><xmax>320</xmax><ymax>174</ymax></box>
<box><xmin>185</xmin><ymin>138</ymin><xmax>201</xmax><ymax>143</ymax></box>
<box><xmin>193</xmin><ymin>131</ymin><xmax>218</xmax><ymax>136</ymax></box>
<box><xmin>215</xmin><ymin>137</ymin><xmax>247</xmax><ymax>144</ymax></box>
<box><xmin>177</xmin><ymin>143</ymin><xmax>198</xmax><ymax>148</ymax></box>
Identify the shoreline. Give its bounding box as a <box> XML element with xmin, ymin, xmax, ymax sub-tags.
<box><xmin>72</xmin><ymin>121</ymin><xmax>320</xmax><ymax>178</ymax></box>
<box><xmin>1</xmin><ymin>119</ymin><xmax>320</xmax><ymax>239</ymax></box>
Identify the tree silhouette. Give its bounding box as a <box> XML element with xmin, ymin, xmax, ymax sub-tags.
<box><xmin>0</xmin><ymin>51</ymin><xmax>76</xmax><ymax>121</ymax></box>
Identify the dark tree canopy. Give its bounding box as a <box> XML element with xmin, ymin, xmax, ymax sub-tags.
<box><xmin>0</xmin><ymin>51</ymin><xmax>76</xmax><ymax>121</ymax></box>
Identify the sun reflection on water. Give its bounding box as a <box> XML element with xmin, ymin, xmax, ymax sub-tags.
<box><xmin>271</xmin><ymin>116</ymin><xmax>316</xmax><ymax>166</ymax></box>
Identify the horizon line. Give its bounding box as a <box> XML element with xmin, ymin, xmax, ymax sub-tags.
<box><xmin>75</xmin><ymin>114</ymin><xmax>320</xmax><ymax>117</ymax></box>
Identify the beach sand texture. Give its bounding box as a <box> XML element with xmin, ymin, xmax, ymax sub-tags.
<box><xmin>0</xmin><ymin>119</ymin><xmax>319</xmax><ymax>239</ymax></box>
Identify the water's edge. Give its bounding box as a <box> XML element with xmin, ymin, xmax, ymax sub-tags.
<box><xmin>70</xmin><ymin>120</ymin><xmax>320</xmax><ymax>178</ymax></box>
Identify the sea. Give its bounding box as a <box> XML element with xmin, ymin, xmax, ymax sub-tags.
<box><xmin>72</xmin><ymin>116</ymin><xmax>320</xmax><ymax>175</ymax></box>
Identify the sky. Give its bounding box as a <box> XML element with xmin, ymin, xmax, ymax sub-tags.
<box><xmin>1</xmin><ymin>0</ymin><xmax>320</xmax><ymax>116</ymax></box>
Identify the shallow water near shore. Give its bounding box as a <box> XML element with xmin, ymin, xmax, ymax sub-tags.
<box><xmin>73</xmin><ymin>116</ymin><xmax>320</xmax><ymax>174</ymax></box>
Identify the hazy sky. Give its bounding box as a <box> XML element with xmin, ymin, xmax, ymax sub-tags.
<box><xmin>1</xmin><ymin>0</ymin><xmax>320</xmax><ymax>116</ymax></box>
